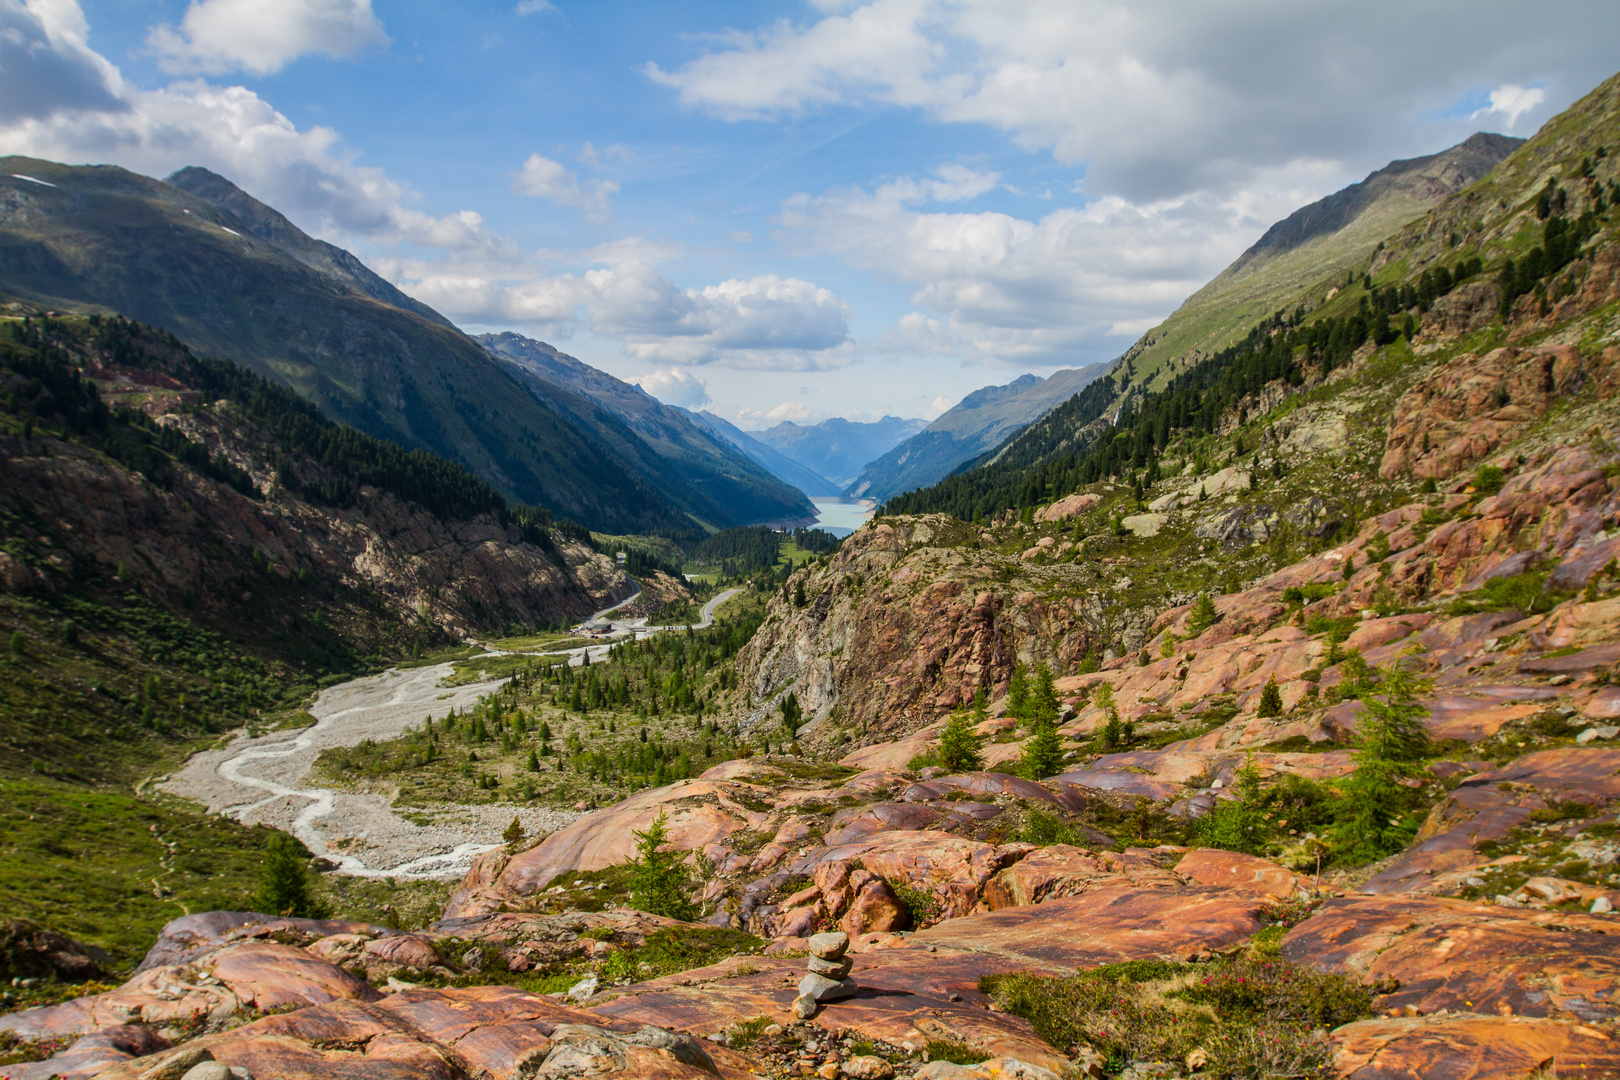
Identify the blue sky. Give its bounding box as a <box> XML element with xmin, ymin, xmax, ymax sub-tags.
<box><xmin>7</xmin><ymin>1</ymin><xmax>1620</xmax><ymax>427</ymax></box>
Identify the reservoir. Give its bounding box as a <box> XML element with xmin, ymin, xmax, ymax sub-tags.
<box><xmin>811</xmin><ymin>497</ymin><xmax>876</xmax><ymax>537</ymax></box>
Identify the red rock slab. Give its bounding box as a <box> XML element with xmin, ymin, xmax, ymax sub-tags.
<box><xmin>456</xmin><ymin>778</ymin><xmax>774</xmax><ymax>909</ymax></box>
<box><xmin>136</xmin><ymin>912</ymin><xmax>398</xmax><ymax>972</ymax></box>
<box><xmin>1345</xmin><ymin>614</ymin><xmax>1435</xmax><ymax>653</ymax></box>
<box><xmin>825</xmin><ymin>802</ymin><xmax>946</xmax><ymax>845</ymax></box>
<box><xmin>1</xmin><ymin>1023</ymin><xmax>169</xmax><ymax>1080</ymax></box>
<box><xmin>899</xmin><ymin>771</ymin><xmax>1069</xmax><ymax>808</ymax></box>
<box><xmin>1332</xmin><ymin>1014</ymin><xmax>1620</xmax><ymax>1080</ymax></box>
<box><xmin>1423</xmin><ymin>693</ymin><xmax>1547</xmax><ymax>741</ymax></box>
<box><xmin>1529</xmin><ymin>596</ymin><xmax>1620</xmax><ymax>651</ymax></box>
<box><xmin>842</xmin><ymin>727</ymin><xmax>943</xmax><ymax>772</ymax></box>
<box><xmin>588</xmin><ymin>952</ymin><xmax>1068</xmax><ymax>1074</ymax></box>
<box><xmin>984</xmin><ymin>845</ymin><xmax>1181</xmax><ymax>909</ymax></box>
<box><xmin>1175</xmin><ymin>849</ymin><xmax>1309</xmax><ymax>898</ymax></box>
<box><xmin>208</xmin><ymin>942</ymin><xmax>382</xmax><ymax>1011</ymax></box>
<box><xmin>1585</xmin><ymin>687</ymin><xmax>1620</xmax><ymax>719</ymax></box>
<box><xmin>0</xmin><ymin>943</ymin><xmax>377</xmax><ymax>1039</ymax></box>
<box><xmin>909</xmin><ymin>884</ymin><xmax>1266</xmax><ymax>970</ymax></box>
<box><xmin>1282</xmin><ymin>896</ymin><xmax>1620</xmax><ymax>1022</ymax></box>
<box><xmin>100</xmin><ymin>1031</ymin><xmax>467</xmax><ymax>1080</ymax></box>
<box><xmin>1520</xmin><ymin>642</ymin><xmax>1620</xmax><ymax>674</ymax></box>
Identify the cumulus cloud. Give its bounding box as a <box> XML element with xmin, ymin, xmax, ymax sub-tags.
<box><xmin>648</xmin><ymin>0</ymin><xmax>1610</xmax><ymax>202</ymax></box>
<box><xmin>925</xmin><ymin>393</ymin><xmax>954</xmax><ymax>419</ymax></box>
<box><xmin>512</xmin><ymin>153</ymin><xmax>618</xmax><ymax>222</ymax></box>
<box><xmin>407</xmin><ymin>257</ymin><xmax>853</xmax><ymax>370</ymax></box>
<box><xmin>634</xmin><ymin>368</ymin><xmax>711</xmax><ymax>408</ymax></box>
<box><xmin>147</xmin><ymin>0</ymin><xmax>387</xmax><ymax>76</ymax></box>
<box><xmin>1472</xmin><ymin>84</ymin><xmax>1547</xmax><ymax>128</ymax></box>
<box><xmin>0</xmin><ymin>1</ymin><xmax>507</xmax><ymax>259</ymax></box>
<box><xmin>780</xmin><ymin>160</ymin><xmax>1329</xmax><ymax>366</ymax></box>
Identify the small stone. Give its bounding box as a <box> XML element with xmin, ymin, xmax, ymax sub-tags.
<box><xmin>1593</xmin><ymin>897</ymin><xmax>1615</xmax><ymax>914</ymax></box>
<box><xmin>808</xmin><ymin>931</ymin><xmax>850</xmax><ymax>960</ymax></box>
<box><xmin>792</xmin><ymin>992</ymin><xmax>819</xmax><ymax>1019</ymax></box>
<box><xmin>181</xmin><ymin>1065</ymin><xmax>232</xmax><ymax>1080</ymax></box>
<box><xmin>1577</xmin><ymin>725</ymin><xmax>1620</xmax><ymax>744</ymax></box>
<box><xmin>229</xmin><ymin>1070</ymin><xmax>254</xmax><ymax>1080</ymax></box>
<box><xmin>461</xmin><ymin>947</ymin><xmax>484</xmax><ymax>970</ymax></box>
<box><xmin>565</xmin><ymin>974</ymin><xmax>599</xmax><ymax>1002</ymax></box>
<box><xmin>845</xmin><ymin>1055</ymin><xmax>896</xmax><ymax>1079</ymax></box>
<box><xmin>799</xmin><ymin>972</ymin><xmax>858</xmax><ymax>1002</ymax></box>
<box><xmin>817</xmin><ymin>1063</ymin><xmax>841</xmax><ymax>1079</ymax></box>
<box><xmin>764</xmin><ymin>1024</ymin><xmax>784</xmax><ymax>1036</ymax></box>
<box><xmin>1185</xmin><ymin>1048</ymin><xmax>1209</xmax><ymax>1071</ymax></box>
<box><xmin>807</xmin><ymin>954</ymin><xmax>854</xmax><ymax>978</ymax></box>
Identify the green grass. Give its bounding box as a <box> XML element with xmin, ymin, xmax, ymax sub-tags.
<box><xmin>0</xmin><ymin>777</ymin><xmax>275</xmax><ymax>974</ymax></box>
<box><xmin>486</xmin><ymin>633</ymin><xmax>585</xmax><ymax>654</ymax></box>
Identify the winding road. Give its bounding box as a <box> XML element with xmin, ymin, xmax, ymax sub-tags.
<box><xmin>160</xmin><ymin>584</ymin><xmax>747</xmax><ymax>878</ymax></box>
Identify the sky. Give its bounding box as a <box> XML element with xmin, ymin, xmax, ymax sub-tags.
<box><xmin>4</xmin><ymin>2</ymin><xmax>1620</xmax><ymax>429</ymax></box>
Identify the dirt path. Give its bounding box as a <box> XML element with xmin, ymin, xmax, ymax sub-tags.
<box><xmin>161</xmin><ymin>662</ymin><xmax>579</xmax><ymax>879</ymax></box>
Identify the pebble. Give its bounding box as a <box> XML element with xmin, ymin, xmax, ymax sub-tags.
<box><xmin>808</xmin><ymin>931</ymin><xmax>850</xmax><ymax>960</ymax></box>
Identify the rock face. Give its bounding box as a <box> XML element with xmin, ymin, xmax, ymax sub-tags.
<box><xmin>0</xmin><ymin>403</ymin><xmax>631</xmax><ymax>646</ymax></box>
<box><xmin>1378</xmin><ymin>344</ymin><xmax>1616</xmax><ymax>480</ymax></box>
<box><xmin>1331</xmin><ymin>1014</ymin><xmax>1620</xmax><ymax>1080</ymax></box>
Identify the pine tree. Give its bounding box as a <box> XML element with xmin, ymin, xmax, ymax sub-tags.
<box><xmin>1186</xmin><ymin>593</ymin><xmax>1219</xmax><ymax>635</ymax></box>
<box><xmin>1196</xmin><ymin>752</ymin><xmax>1266</xmax><ymax>855</ymax></box>
<box><xmin>1256</xmin><ymin>675</ymin><xmax>1283</xmax><ymax>718</ymax></box>
<box><xmin>1019</xmin><ymin>715</ymin><xmax>1064</xmax><ymax>781</ymax></box>
<box><xmin>626</xmin><ymin>811</ymin><xmax>697</xmax><ymax>921</ymax></box>
<box><xmin>503</xmin><ymin>816</ymin><xmax>526</xmax><ymax>848</ymax></box>
<box><xmin>527</xmin><ymin>749</ymin><xmax>540</xmax><ymax>772</ymax></box>
<box><xmin>1006</xmin><ymin>664</ymin><xmax>1031</xmax><ymax>720</ymax></box>
<box><xmin>1328</xmin><ymin>660</ymin><xmax>1433</xmax><ymax>864</ymax></box>
<box><xmin>937</xmin><ymin>707</ymin><xmax>984</xmax><ymax>773</ymax></box>
<box><xmin>1030</xmin><ymin>663</ymin><xmax>1060</xmax><ymax>727</ymax></box>
<box><xmin>254</xmin><ymin>832</ymin><xmax>325</xmax><ymax>918</ymax></box>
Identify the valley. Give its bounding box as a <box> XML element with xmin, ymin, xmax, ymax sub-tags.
<box><xmin>4</xmin><ymin>59</ymin><xmax>1620</xmax><ymax>1080</ymax></box>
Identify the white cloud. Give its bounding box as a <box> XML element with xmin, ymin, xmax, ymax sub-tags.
<box><xmin>512</xmin><ymin>153</ymin><xmax>618</xmax><ymax>222</ymax></box>
<box><xmin>1472</xmin><ymin>83</ymin><xmax>1547</xmax><ymax>128</ymax></box>
<box><xmin>515</xmin><ymin>0</ymin><xmax>558</xmax><ymax>15</ymax></box>
<box><xmin>780</xmin><ymin>160</ymin><xmax>1329</xmax><ymax>366</ymax></box>
<box><xmin>634</xmin><ymin>368</ymin><xmax>711</xmax><ymax>408</ymax></box>
<box><xmin>1</xmin><ymin>0</ymin><xmax>125</xmax><ymax>120</ymax></box>
<box><xmin>646</xmin><ymin>0</ymin><xmax>1600</xmax><ymax>203</ymax></box>
<box><xmin>925</xmin><ymin>393</ymin><xmax>954</xmax><ymax>419</ymax></box>
<box><xmin>147</xmin><ymin>0</ymin><xmax>387</xmax><ymax>76</ymax></box>
<box><xmin>407</xmin><ymin>257</ymin><xmax>854</xmax><ymax>371</ymax></box>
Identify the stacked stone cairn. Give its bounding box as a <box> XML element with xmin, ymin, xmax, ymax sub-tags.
<box><xmin>793</xmin><ymin>931</ymin><xmax>856</xmax><ymax>1018</ymax></box>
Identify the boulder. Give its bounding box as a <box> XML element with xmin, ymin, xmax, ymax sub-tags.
<box><xmin>0</xmin><ymin>1024</ymin><xmax>170</xmax><ymax>1080</ymax></box>
<box><xmin>0</xmin><ymin>919</ymin><xmax>104</xmax><ymax>981</ymax></box>
<box><xmin>1034</xmin><ymin>493</ymin><xmax>1101</xmax><ymax>523</ymax></box>
<box><xmin>983</xmin><ymin>846</ymin><xmax>1181</xmax><ymax>909</ymax></box>
<box><xmin>1175</xmin><ymin>849</ymin><xmax>1310</xmax><ymax>898</ymax></box>
<box><xmin>839</xmin><ymin>879</ymin><xmax>908</xmax><ymax>937</ymax></box>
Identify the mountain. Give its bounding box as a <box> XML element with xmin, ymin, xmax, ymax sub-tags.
<box><xmin>752</xmin><ymin>415</ymin><xmax>927</xmax><ymax>489</ymax></box>
<box><xmin>0</xmin><ymin>158</ymin><xmax>693</xmax><ymax>536</ymax></box>
<box><xmin>1117</xmin><ymin>132</ymin><xmax>1522</xmax><ymax>392</ymax></box>
<box><xmin>475</xmin><ymin>332</ymin><xmax>815</xmax><ymax>528</ymax></box>
<box><xmin>848</xmin><ymin>364</ymin><xmax>1108</xmax><ymax>501</ymax></box>
<box><xmin>689</xmin><ymin>409</ymin><xmax>843</xmax><ymax>497</ymax></box>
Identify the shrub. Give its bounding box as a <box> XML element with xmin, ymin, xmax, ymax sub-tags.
<box><xmin>892</xmin><ymin>882</ymin><xmax>940</xmax><ymax>929</ymax></box>
<box><xmin>1474</xmin><ymin>464</ymin><xmax>1506</xmax><ymax>494</ymax></box>
<box><xmin>1179</xmin><ymin>956</ymin><xmax>1374</xmax><ymax>1028</ymax></box>
<box><xmin>925</xmin><ymin>1040</ymin><xmax>990</xmax><ymax>1065</ymax></box>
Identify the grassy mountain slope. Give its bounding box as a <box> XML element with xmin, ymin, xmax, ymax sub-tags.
<box><xmin>754</xmin><ymin>414</ymin><xmax>927</xmax><ymax>488</ymax></box>
<box><xmin>690</xmin><ymin>409</ymin><xmax>842</xmax><ymax>497</ymax></box>
<box><xmin>848</xmin><ymin>363</ymin><xmax>1108</xmax><ymax>501</ymax></box>
<box><xmin>0</xmin><ymin>158</ymin><xmax>691</xmax><ymax>535</ymax></box>
<box><xmin>477</xmin><ymin>332</ymin><xmax>815</xmax><ymax>528</ymax></box>
<box><xmin>1118</xmin><ymin>133</ymin><xmax>1521</xmax><ymax>392</ymax></box>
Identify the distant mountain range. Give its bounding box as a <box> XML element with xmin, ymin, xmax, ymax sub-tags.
<box><xmin>475</xmin><ymin>332</ymin><xmax>814</xmax><ymax>529</ymax></box>
<box><xmin>689</xmin><ymin>411</ymin><xmax>845</xmax><ymax>497</ymax></box>
<box><xmin>848</xmin><ymin>364</ymin><xmax>1110</xmax><ymax>502</ymax></box>
<box><xmin>752</xmin><ymin>416</ymin><xmax>927</xmax><ymax>489</ymax></box>
<box><xmin>0</xmin><ymin>158</ymin><xmax>809</xmax><ymax>537</ymax></box>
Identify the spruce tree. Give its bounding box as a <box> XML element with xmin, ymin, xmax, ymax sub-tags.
<box><xmin>1196</xmin><ymin>752</ymin><xmax>1266</xmax><ymax>855</ymax></box>
<box><xmin>937</xmin><ymin>707</ymin><xmax>984</xmax><ymax>773</ymax></box>
<box><xmin>1186</xmin><ymin>593</ymin><xmax>1219</xmax><ymax>635</ymax></box>
<box><xmin>1256</xmin><ymin>675</ymin><xmax>1284</xmax><ymax>718</ymax></box>
<box><xmin>503</xmin><ymin>816</ymin><xmax>526</xmax><ymax>848</ymax></box>
<box><xmin>626</xmin><ymin>811</ymin><xmax>696</xmax><ymax>921</ymax></box>
<box><xmin>1020</xmin><ymin>716</ymin><xmax>1064</xmax><ymax>780</ymax></box>
<box><xmin>1006</xmin><ymin>664</ymin><xmax>1031</xmax><ymax>720</ymax></box>
<box><xmin>1329</xmin><ymin>660</ymin><xmax>1432</xmax><ymax>864</ymax></box>
<box><xmin>254</xmin><ymin>832</ymin><xmax>325</xmax><ymax>918</ymax></box>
